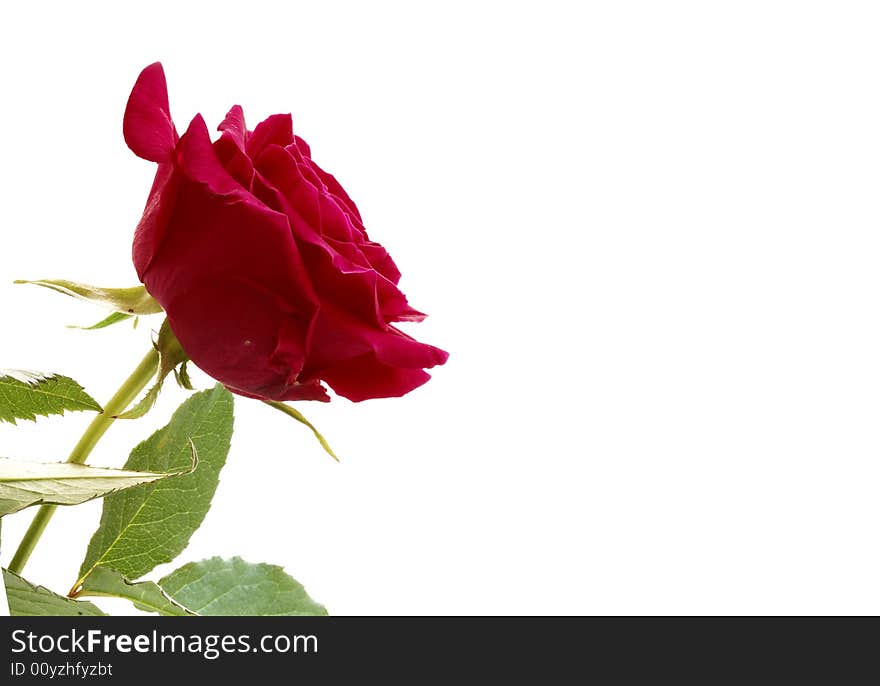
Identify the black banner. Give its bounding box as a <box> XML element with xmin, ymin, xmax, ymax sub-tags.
<box><xmin>1</xmin><ymin>617</ymin><xmax>877</xmax><ymax>681</ymax></box>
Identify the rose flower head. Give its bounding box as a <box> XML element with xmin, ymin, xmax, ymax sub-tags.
<box><xmin>124</xmin><ymin>63</ymin><xmax>448</xmax><ymax>402</ymax></box>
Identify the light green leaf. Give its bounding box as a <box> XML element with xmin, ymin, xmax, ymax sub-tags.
<box><xmin>4</xmin><ymin>569</ymin><xmax>105</xmax><ymax>616</ymax></box>
<box><xmin>117</xmin><ymin>319</ymin><xmax>189</xmax><ymax>420</ymax></box>
<box><xmin>174</xmin><ymin>361</ymin><xmax>194</xmax><ymax>391</ymax></box>
<box><xmin>15</xmin><ymin>279</ymin><xmax>162</xmax><ymax>315</ymax></box>
<box><xmin>76</xmin><ymin>385</ymin><xmax>234</xmax><ymax>587</ymax></box>
<box><xmin>74</xmin><ymin>566</ymin><xmax>192</xmax><ymax>616</ymax></box>
<box><xmin>116</xmin><ymin>383</ymin><xmax>162</xmax><ymax>421</ymax></box>
<box><xmin>265</xmin><ymin>400</ymin><xmax>338</xmax><ymax>461</ymax></box>
<box><xmin>160</xmin><ymin>557</ymin><xmax>328</xmax><ymax>616</ymax></box>
<box><xmin>0</xmin><ymin>458</ymin><xmax>175</xmax><ymax>517</ymax></box>
<box><xmin>0</xmin><ymin>371</ymin><xmax>102</xmax><ymax>425</ymax></box>
<box><xmin>68</xmin><ymin>311</ymin><xmax>133</xmax><ymax>330</ymax></box>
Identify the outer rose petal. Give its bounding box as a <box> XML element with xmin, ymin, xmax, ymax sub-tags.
<box><xmin>360</xmin><ymin>241</ymin><xmax>403</xmax><ymax>285</ymax></box>
<box><xmin>132</xmin><ymin>162</ymin><xmax>181</xmax><ymax>279</ymax></box>
<box><xmin>302</xmin><ymin>304</ymin><xmax>448</xmax><ymax>401</ymax></box>
<box><xmin>124</xmin><ymin>63</ymin><xmax>178</xmax><ymax>162</ymax></box>
<box><xmin>165</xmin><ymin>281</ymin><xmax>323</xmax><ymax>401</ymax></box>
<box><xmin>142</xmin><ymin>184</ymin><xmax>320</xmax><ymax>351</ymax></box>
<box><xmin>228</xmin><ymin>382</ymin><xmax>330</xmax><ymax>403</ymax></box>
<box><xmin>321</xmin><ymin>357</ymin><xmax>433</xmax><ymax>401</ymax></box>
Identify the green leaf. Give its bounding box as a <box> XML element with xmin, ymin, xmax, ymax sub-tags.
<box><xmin>115</xmin><ymin>383</ymin><xmax>162</xmax><ymax>420</ymax></box>
<box><xmin>4</xmin><ymin>569</ymin><xmax>105</xmax><ymax>616</ymax></box>
<box><xmin>160</xmin><ymin>557</ymin><xmax>328</xmax><ymax>616</ymax></box>
<box><xmin>74</xmin><ymin>566</ymin><xmax>192</xmax><ymax>616</ymax></box>
<box><xmin>117</xmin><ymin>319</ymin><xmax>189</xmax><ymax>420</ymax></box>
<box><xmin>264</xmin><ymin>400</ymin><xmax>338</xmax><ymax>461</ymax></box>
<box><xmin>15</xmin><ymin>279</ymin><xmax>163</xmax><ymax>315</ymax></box>
<box><xmin>0</xmin><ymin>457</ymin><xmax>175</xmax><ymax>517</ymax></box>
<box><xmin>76</xmin><ymin>385</ymin><xmax>234</xmax><ymax>587</ymax></box>
<box><xmin>174</xmin><ymin>361</ymin><xmax>194</xmax><ymax>391</ymax></box>
<box><xmin>67</xmin><ymin>311</ymin><xmax>134</xmax><ymax>330</ymax></box>
<box><xmin>0</xmin><ymin>371</ymin><xmax>102</xmax><ymax>425</ymax></box>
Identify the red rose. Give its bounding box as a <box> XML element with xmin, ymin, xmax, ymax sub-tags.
<box><xmin>124</xmin><ymin>63</ymin><xmax>447</xmax><ymax>402</ymax></box>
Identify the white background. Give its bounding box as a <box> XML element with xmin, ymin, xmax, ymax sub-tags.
<box><xmin>1</xmin><ymin>1</ymin><xmax>879</xmax><ymax>615</ymax></box>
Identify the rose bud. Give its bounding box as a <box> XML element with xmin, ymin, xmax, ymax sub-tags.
<box><xmin>124</xmin><ymin>63</ymin><xmax>447</xmax><ymax>402</ymax></box>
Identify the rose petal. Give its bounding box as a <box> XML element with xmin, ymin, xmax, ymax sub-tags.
<box><xmin>214</xmin><ymin>105</ymin><xmax>254</xmax><ymax>188</ymax></box>
<box><xmin>218</xmin><ymin>105</ymin><xmax>248</xmax><ymax>148</ymax></box>
<box><xmin>305</xmin><ymin>156</ymin><xmax>363</xmax><ymax>223</ymax></box>
<box><xmin>322</xmin><ymin>356</ymin><xmax>433</xmax><ymax>401</ymax></box>
<box><xmin>165</xmin><ymin>280</ymin><xmax>312</xmax><ymax>401</ymax></box>
<box><xmin>123</xmin><ymin>62</ymin><xmax>178</xmax><ymax>163</ymax></box>
<box><xmin>229</xmin><ymin>381</ymin><xmax>331</xmax><ymax>403</ymax></box>
<box><xmin>303</xmin><ymin>304</ymin><xmax>448</xmax><ymax>401</ymax></box>
<box><xmin>176</xmin><ymin>114</ymin><xmax>243</xmax><ymax>196</ymax></box>
<box><xmin>247</xmin><ymin>113</ymin><xmax>294</xmax><ymax>159</ymax></box>
<box><xmin>142</xmin><ymin>180</ymin><xmax>320</xmax><ymax>331</ymax></box>
<box><xmin>360</xmin><ymin>242</ymin><xmax>402</xmax><ymax>284</ymax></box>
<box><xmin>132</xmin><ymin>162</ymin><xmax>181</xmax><ymax>279</ymax></box>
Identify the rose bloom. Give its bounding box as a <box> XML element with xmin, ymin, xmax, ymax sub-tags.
<box><xmin>124</xmin><ymin>63</ymin><xmax>447</xmax><ymax>402</ymax></box>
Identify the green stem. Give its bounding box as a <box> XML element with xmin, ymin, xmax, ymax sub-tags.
<box><xmin>7</xmin><ymin>347</ymin><xmax>159</xmax><ymax>574</ymax></box>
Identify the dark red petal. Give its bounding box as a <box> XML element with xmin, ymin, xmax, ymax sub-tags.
<box><xmin>132</xmin><ymin>162</ymin><xmax>181</xmax><ymax>280</ymax></box>
<box><xmin>360</xmin><ymin>242</ymin><xmax>402</xmax><ymax>284</ymax></box>
<box><xmin>214</xmin><ymin>137</ymin><xmax>254</xmax><ymax>189</ymax></box>
<box><xmin>247</xmin><ymin>113</ymin><xmax>294</xmax><ymax>159</ymax></box>
<box><xmin>292</xmin><ymin>134</ymin><xmax>311</xmax><ymax>157</ymax></box>
<box><xmin>165</xmin><ymin>280</ymin><xmax>310</xmax><ymax>401</ymax></box>
<box><xmin>322</xmin><ymin>356</ymin><xmax>432</xmax><ymax>401</ymax></box>
<box><xmin>228</xmin><ymin>379</ymin><xmax>331</xmax><ymax>402</ymax></box>
<box><xmin>305</xmin><ymin>156</ymin><xmax>363</xmax><ymax>223</ymax></box>
<box><xmin>218</xmin><ymin>105</ymin><xmax>248</xmax><ymax>148</ymax></box>
<box><xmin>213</xmin><ymin>105</ymin><xmax>254</xmax><ymax>188</ymax></box>
<box><xmin>175</xmin><ymin>114</ymin><xmax>243</xmax><ymax>196</ymax></box>
<box><xmin>123</xmin><ymin>63</ymin><xmax>178</xmax><ymax>163</ymax></box>
<box><xmin>277</xmin><ymin>381</ymin><xmax>331</xmax><ymax>402</ymax></box>
<box><xmin>289</xmin><ymin>136</ymin><xmax>363</xmax><ymax>224</ymax></box>
<box><xmin>142</xmin><ymin>180</ymin><xmax>320</xmax><ymax>334</ymax></box>
<box><xmin>302</xmin><ymin>304</ymin><xmax>448</xmax><ymax>401</ymax></box>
